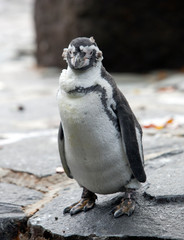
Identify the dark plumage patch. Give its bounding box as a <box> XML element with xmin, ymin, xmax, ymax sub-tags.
<box><xmin>58</xmin><ymin>122</ymin><xmax>64</xmax><ymax>141</ymax></box>
<box><xmin>68</xmin><ymin>85</ymin><xmax>119</xmax><ymax>131</ymax></box>
<box><xmin>116</xmin><ymin>89</ymin><xmax>146</xmax><ymax>183</ymax></box>
<box><xmin>58</xmin><ymin>123</ymin><xmax>73</xmax><ymax>179</ymax></box>
<box><xmin>101</xmin><ymin>65</ymin><xmax>146</xmax><ymax>183</ymax></box>
<box><xmin>70</xmin><ymin>37</ymin><xmax>97</xmax><ymax>49</ymax></box>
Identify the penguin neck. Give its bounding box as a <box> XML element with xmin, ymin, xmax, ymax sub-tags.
<box><xmin>67</xmin><ymin>61</ymin><xmax>102</xmax><ymax>84</ymax></box>
<box><xmin>59</xmin><ymin>61</ymin><xmax>103</xmax><ymax>94</ymax></box>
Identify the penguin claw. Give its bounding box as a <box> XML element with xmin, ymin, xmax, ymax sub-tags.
<box><xmin>63</xmin><ymin>202</ymin><xmax>78</xmax><ymax>214</ymax></box>
<box><xmin>113</xmin><ymin>198</ymin><xmax>136</xmax><ymax>218</ymax></box>
<box><xmin>70</xmin><ymin>204</ymin><xmax>83</xmax><ymax>216</ymax></box>
<box><xmin>83</xmin><ymin>200</ymin><xmax>95</xmax><ymax>212</ymax></box>
<box><xmin>63</xmin><ymin>207</ymin><xmax>71</xmax><ymax>214</ymax></box>
<box><xmin>63</xmin><ymin>198</ymin><xmax>96</xmax><ymax>216</ymax></box>
<box><xmin>114</xmin><ymin>208</ymin><xmax>124</xmax><ymax>218</ymax></box>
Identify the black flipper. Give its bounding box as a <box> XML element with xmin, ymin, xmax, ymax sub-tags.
<box><xmin>115</xmin><ymin>89</ymin><xmax>146</xmax><ymax>182</ymax></box>
<box><xmin>58</xmin><ymin>122</ymin><xmax>73</xmax><ymax>178</ymax></box>
<box><xmin>101</xmin><ymin>65</ymin><xmax>146</xmax><ymax>183</ymax></box>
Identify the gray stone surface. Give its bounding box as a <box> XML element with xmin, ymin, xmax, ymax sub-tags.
<box><xmin>28</xmin><ymin>148</ymin><xmax>184</xmax><ymax>239</ymax></box>
<box><xmin>0</xmin><ymin>183</ymin><xmax>43</xmax><ymax>206</ymax></box>
<box><xmin>0</xmin><ymin>210</ymin><xmax>27</xmax><ymax>240</ymax></box>
<box><xmin>0</xmin><ymin>134</ymin><xmax>61</xmax><ymax>177</ymax></box>
<box><xmin>143</xmin><ymin>135</ymin><xmax>184</xmax><ymax>157</ymax></box>
<box><xmin>145</xmin><ymin>153</ymin><xmax>184</xmax><ymax>202</ymax></box>
<box><xmin>29</xmin><ymin>183</ymin><xmax>184</xmax><ymax>240</ymax></box>
<box><xmin>0</xmin><ymin>183</ymin><xmax>43</xmax><ymax>240</ymax></box>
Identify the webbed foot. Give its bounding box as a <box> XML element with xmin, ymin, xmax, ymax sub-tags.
<box><xmin>112</xmin><ymin>190</ymin><xmax>136</xmax><ymax>218</ymax></box>
<box><xmin>63</xmin><ymin>187</ymin><xmax>97</xmax><ymax>216</ymax></box>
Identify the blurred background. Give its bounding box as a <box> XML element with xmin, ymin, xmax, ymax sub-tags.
<box><xmin>34</xmin><ymin>0</ymin><xmax>184</xmax><ymax>72</ymax></box>
<box><xmin>1</xmin><ymin>0</ymin><xmax>184</xmax><ymax>72</ymax></box>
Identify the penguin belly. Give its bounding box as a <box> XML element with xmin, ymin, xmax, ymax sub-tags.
<box><xmin>58</xmin><ymin>90</ymin><xmax>137</xmax><ymax>194</ymax></box>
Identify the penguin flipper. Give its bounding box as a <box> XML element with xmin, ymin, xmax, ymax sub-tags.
<box><xmin>116</xmin><ymin>90</ymin><xmax>146</xmax><ymax>183</ymax></box>
<box><xmin>58</xmin><ymin>122</ymin><xmax>73</xmax><ymax>178</ymax></box>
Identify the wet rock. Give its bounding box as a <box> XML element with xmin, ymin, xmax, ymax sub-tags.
<box><xmin>0</xmin><ymin>208</ymin><xmax>27</xmax><ymax>240</ymax></box>
<box><xmin>28</xmin><ymin>138</ymin><xmax>184</xmax><ymax>240</ymax></box>
<box><xmin>28</xmin><ymin>184</ymin><xmax>184</xmax><ymax>240</ymax></box>
<box><xmin>0</xmin><ymin>134</ymin><xmax>60</xmax><ymax>177</ymax></box>
<box><xmin>0</xmin><ymin>183</ymin><xmax>43</xmax><ymax>205</ymax></box>
<box><xmin>143</xmin><ymin>134</ymin><xmax>184</xmax><ymax>157</ymax></box>
<box><xmin>0</xmin><ymin>183</ymin><xmax>43</xmax><ymax>240</ymax></box>
<box><xmin>145</xmin><ymin>153</ymin><xmax>184</xmax><ymax>202</ymax></box>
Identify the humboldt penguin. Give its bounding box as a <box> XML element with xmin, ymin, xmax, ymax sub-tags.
<box><xmin>57</xmin><ymin>37</ymin><xmax>146</xmax><ymax>217</ymax></box>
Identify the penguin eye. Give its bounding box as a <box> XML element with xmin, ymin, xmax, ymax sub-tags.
<box><xmin>89</xmin><ymin>51</ymin><xmax>93</xmax><ymax>55</ymax></box>
<box><xmin>69</xmin><ymin>50</ymin><xmax>72</xmax><ymax>55</ymax></box>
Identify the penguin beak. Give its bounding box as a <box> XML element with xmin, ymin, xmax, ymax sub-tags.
<box><xmin>72</xmin><ymin>53</ymin><xmax>85</xmax><ymax>69</ymax></box>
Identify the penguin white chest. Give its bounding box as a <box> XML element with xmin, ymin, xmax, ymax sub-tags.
<box><xmin>58</xmin><ymin>88</ymin><xmax>134</xmax><ymax>194</ymax></box>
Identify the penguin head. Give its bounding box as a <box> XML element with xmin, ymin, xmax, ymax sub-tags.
<box><xmin>62</xmin><ymin>37</ymin><xmax>103</xmax><ymax>71</ymax></box>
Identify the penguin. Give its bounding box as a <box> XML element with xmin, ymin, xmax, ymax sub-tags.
<box><xmin>57</xmin><ymin>37</ymin><xmax>146</xmax><ymax>218</ymax></box>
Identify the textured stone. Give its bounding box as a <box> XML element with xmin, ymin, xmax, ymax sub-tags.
<box><xmin>29</xmin><ymin>184</ymin><xmax>184</xmax><ymax>240</ymax></box>
<box><xmin>143</xmin><ymin>135</ymin><xmax>184</xmax><ymax>158</ymax></box>
<box><xmin>145</xmin><ymin>153</ymin><xmax>184</xmax><ymax>202</ymax></box>
<box><xmin>0</xmin><ymin>183</ymin><xmax>43</xmax><ymax>240</ymax></box>
<box><xmin>0</xmin><ymin>183</ymin><xmax>43</xmax><ymax>206</ymax></box>
<box><xmin>0</xmin><ymin>134</ymin><xmax>60</xmax><ymax>177</ymax></box>
<box><xmin>28</xmin><ymin>145</ymin><xmax>184</xmax><ymax>240</ymax></box>
<box><xmin>0</xmin><ymin>210</ymin><xmax>27</xmax><ymax>240</ymax></box>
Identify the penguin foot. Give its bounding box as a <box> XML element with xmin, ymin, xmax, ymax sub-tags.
<box><xmin>112</xmin><ymin>190</ymin><xmax>136</xmax><ymax>218</ymax></box>
<box><xmin>63</xmin><ymin>198</ymin><xmax>96</xmax><ymax>215</ymax></box>
<box><xmin>63</xmin><ymin>188</ymin><xmax>97</xmax><ymax>216</ymax></box>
